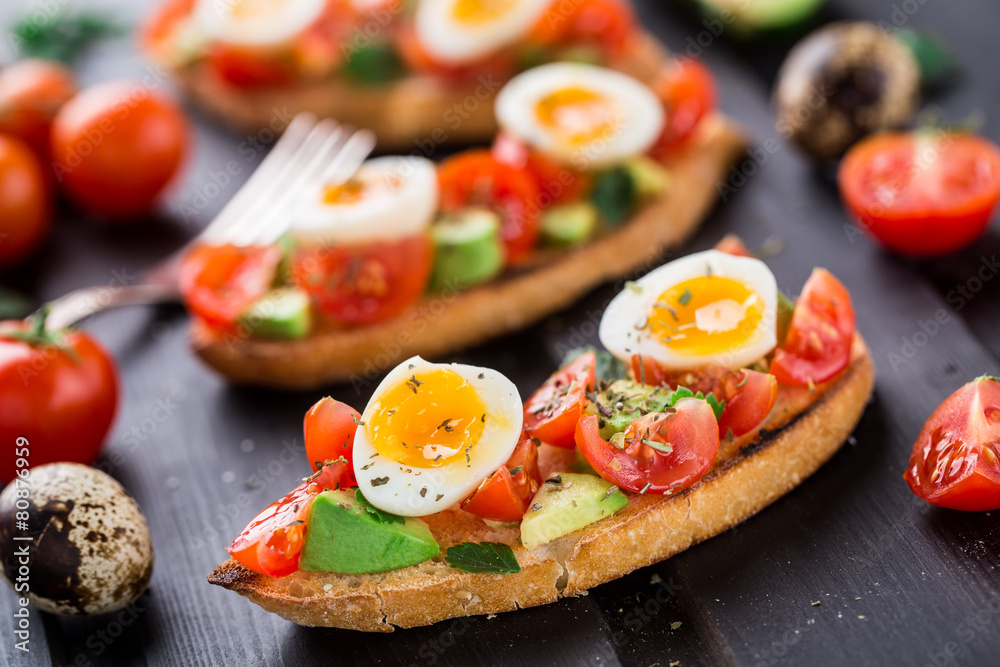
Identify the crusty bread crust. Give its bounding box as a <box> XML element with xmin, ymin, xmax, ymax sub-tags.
<box><xmin>189</xmin><ymin>114</ymin><xmax>748</xmax><ymax>390</ymax></box>
<box><xmin>172</xmin><ymin>32</ymin><xmax>668</xmax><ymax>146</ymax></box>
<box><xmin>207</xmin><ymin>337</ymin><xmax>875</xmax><ymax>631</ymax></box>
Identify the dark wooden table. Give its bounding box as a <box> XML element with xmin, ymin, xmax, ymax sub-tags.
<box><xmin>2</xmin><ymin>0</ymin><xmax>999</xmax><ymax>665</ymax></box>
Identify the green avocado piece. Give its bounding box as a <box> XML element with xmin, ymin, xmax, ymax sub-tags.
<box><xmin>590</xmin><ymin>166</ymin><xmax>636</xmax><ymax>227</ymax></box>
<box><xmin>696</xmin><ymin>0</ymin><xmax>823</xmax><ymax>33</ymax></box>
<box><xmin>776</xmin><ymin>289</ymin><xmax>796</xmax><ymax>345</ymax></box>
<box><xmin>238</xmin><ymin>288</ymin><xmax>312</xmax><ymax>340</ymax></box>
<box><xmin>429</xmin><ymin>208</ymin><xmax>505</xmax><ymax>292</ymax></box>
<box><xmin>299</xmin><ymin>490</ymin><xmax>440</xmax><ymax>574</ymax></box>
<box><xmin>541</xmin><ymin>202</ymin><xmax>599</xmax><ymax>246</ymax></box>
<box><xmin>520</xmin><ymin>473</ymin><xmax>628</xmax><ymax>550</ymax></box>
<box><xmin>623</xmin><ymin>155</ymin><xmax>670</xmax><ymax>200</ymax></box>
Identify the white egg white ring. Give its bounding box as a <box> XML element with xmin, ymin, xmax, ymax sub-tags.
<box><xmin>415</xmin><ymin>0</ymin><xmax>554</xmax><ymax>65</ymax></box>
<box><xmin>194</xmin><ymin>0</ymin><xmax>325</xmax><ymax>47</ymax></box>
<box><xmin>495</xmin><ymin>63</ymin><xmax>665</xmax><ymax>169</ymax></box>
<box><xmin>291</xmin><ymin>156</ymin><xmax>440</xmax><ymax>246</ymax></box>
<box><xmin>599</xmin><ymin>250</ymin><xmax>779</xmax><ymax>370</ymax></box>
<box><xmin>352</xmin><ymin>356</ymin><xmax>524</xmax><ymax>516</ymax></box>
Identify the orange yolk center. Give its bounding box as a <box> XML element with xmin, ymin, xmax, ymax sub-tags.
<box><xmin>535</xmin><ymin>87</ymin><xmax>618</xmax><ymax>147</ymax></box>
<box><xmin>646</xmin><ymin>276</ymin><xmax>764</xmax><ymax>356</ymax></box>
<box><xmin>452</xmin><ymin>0</ymin><xmax>518</xmax><ymax>25</ymax></box>
<box><xmin>366</xmin><ymin>369</ymin><xmax>486</xmax><ymax>469</ymax></box>
<box><xmin>322</xmin><ymin>173</ymin><xmax>401</xmax><ymax>206</ymax></box>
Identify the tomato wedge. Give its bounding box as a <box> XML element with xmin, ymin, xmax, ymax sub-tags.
<box><xmin>304</xmin><ymin>397</ymin><xmax>362</xmax><ymax>484</ymax></box>
<box><xmin>839</xmin><ymin>132</ymin><xmax>1000</xmax><ymax>257</ymax></box>
<box><xmin>629</xmin><ymin>359</ymin><xmax>778</xmax><ymax>439</ymax></box>
<box><xmin>575</xmin><ymin>398</ymin><xmax>719</xmax><ymax>495</ymax></box>
<box><xmin>492</xmin><ymin>132</ymin><xmax>591</xmax><ymax>206</ymax></box>
<box><xmin>771</xmin><ymin>269</ymin><xmax>856</xmax><ymax>387</ymax></box>
<box><xmin>438</xmin><ymin>150</ymin><xmax>541</xmax><ymax>264</ymax></box>
<box><xmin>228</xmin><ymin>460</ymin><xmax>351</xmax><ymax>576</ymax></box>
<box><xmin>905</xmin><ymin>377</ymin><xmax>1000</xmax><ymax>511</ymax></box>
<box><xmin>179</xmin><ymin>244</ymin><xmax>282</xmax><ymax>329</ymax></box>
<box><xmin>523</xmin><ymin>351</ymin><xmax>597</xmax><ymax>448</ymax></box>
<box><xmin>462</xmin><ymin>439</ymin><xmax>542</xmax><ymax>522</ymax></box>
<box><xmin>649</xmin><ymin>58</ymin><xmax>717</xmax><ymax>160</ymax></box>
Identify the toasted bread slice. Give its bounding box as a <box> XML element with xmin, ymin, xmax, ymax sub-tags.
<box><xmin>190</xmin><ymin>114</ymin><xmax>748</xmax><ymax>390</ymax></box>
<box><xmin>171</xmin><ymin>32</ymin><xmax>668</xmax><ymax>146</ymax></box>
<box><xmin>208</xmin><ymin>336</ymin><xmax>875</xmax><ymax>631</ymax></box>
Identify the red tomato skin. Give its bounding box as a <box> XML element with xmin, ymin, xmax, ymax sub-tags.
<box><xmin>0</xmin><ymin>59</ymin><xmax>76</xmax><ymax>165</ymax></box>
<box><xmin>714</xmin><ymin>234</ymin><xmax>753</xmax><ymax>258</ymax></box>
<box><xmin>437</xmin><ymin>150</ymin><xmax>541</xmax><ymax>264</ymax></box>
<box><xmin>523</xmin><ymin>351</ymin><xmax>597</xmax><ymax>448</ymax></box>
<box><xmin>0</xmin><ymin>135</ymin><xmax>51</xmax><ymax>268</ymax></box>
<box><xmin>530</xmin><ymin>0</ymin><xmax>635</xmax><ymax>59</ymax></box>
<box><xmin>905</xmin><ymin>377</ymin><xmax>1000</xmax><ymax>512</ymax></box>
<box><xmin>304</xmin><ymin>398</ymin><xmax>361</xmax><ymax>484</ymax></box>
<box><xmin>51</xmin><ymin>81</ymin><xmax>190</xmax><ymax>220</ymax></box>
<box><xmin>179</xmin><ymin>244</ymin><xmax>282</xmax><ymax>329</ymax></box>
<box><xmin>575</xmin><ymin>398</ymin><xmax>719</xmax><ymax>495</ymax></box>
<box><xmin>205</xmin><ymin>46</ymin><xmax>297</xmax><ymax>88</ymax></box>
<box><xmin>649</xmin><ymin>58</ymin><xmax>716</xmax><ymax>161</ymax></box>
<box><xmin>839</xmin><ymin>132</ymin><xmax>1000</xmax><ymax>257</ymax></box>
<box><xmin>771</xmin><ymin>269</ymin><xmax>856</xmax><ymax>387</ymax></box>
<box><xmin>462</xmin><ymin>438</ymin><xmax>542</xmax><ymax>522</ymax></box>
<box><xmin>0</xmin><ymin>323</ymin><xmax>118</xmax><ymax>481</ymax></box>
<box><xmin>291</xmin><ymin>234</ymin><xmax>432</xmax><ymax>325</ymax></box>
<box><xmin>492</xmin><ymin>132</ymin><xmax>591</xmax><ymax>206</ymax></box>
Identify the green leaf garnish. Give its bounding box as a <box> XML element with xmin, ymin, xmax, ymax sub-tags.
<box><xmin>10</xmin><ymin>11</ymin><xmax>123</xmax><ymax>63</ymax></box>
<box><xmin>590</xmin><ymin>166</ymin><xmax>636</xmax><ymax>227</ymax></box>
<box><xmin>445</xmin><ymin>542</ymin><xmax>521</xmax><ymax>575</ymax></box>
<box><xmin>354</xmin><ymin>489</ymin><xmax>405</xmax><ymax>525</ymax></box>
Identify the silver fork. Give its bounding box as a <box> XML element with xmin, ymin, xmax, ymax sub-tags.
<box><xmin>43</xmin><ymin>113</ymin><xmax>377</xmax><ymax>331</ymax></box>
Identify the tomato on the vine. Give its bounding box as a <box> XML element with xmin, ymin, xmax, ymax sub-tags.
<box><xmin>0</xmin><ymin>313</ymin><xmax>118</xmax><ymax>481</ymax></box>
<box><xmin>905</xmin><ymin>377</ymin><xmax>1000</xmax><ymax>512</ymax></box>
<box><xmin>462</xmin><ymin>438</ymin><xmax>542</xmax><ymax>522</ymax></box>
<box><xmin>575</xmin><ymin>397</ymin><xmax>719</xmax><ymax>495</ymax></box>
<box><xmin>771</xmin><ymin>269</ymin><xmax>855</xmax><ymax>387</ymax></box>
<box><xmin>523</xmin><ymin>351</ymin><xmax>596</xmax><ymax>448</ymax></box>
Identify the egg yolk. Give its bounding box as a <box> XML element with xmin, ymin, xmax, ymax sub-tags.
<box><xmin>453</xmin><ymin>0</ymin><xmax>519</xmax><ymax>25</ymax></box>
<box><xmin>322</xmin><ymin>173</ymin><xmax>401</xmax><ymax>206</ymax></box>
<box><xmin>366</xmin><ymin>369</ymin><xmax>487</xmax><ymax>468</ymax></box>
<box><xmin>535</xmin><ymin>87</ymin><xmax>619</xmax><ymax>148</ymax></box>
<box><xmin>646</xmin><ymin>276</ymin><xmax>764</xmax><ymax>356</ymax></box>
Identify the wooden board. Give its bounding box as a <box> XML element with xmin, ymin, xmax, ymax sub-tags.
<box><xmin>1</xmin><ymin>0</ymin><xmax>998</xmax><ymax>665</ymax></box>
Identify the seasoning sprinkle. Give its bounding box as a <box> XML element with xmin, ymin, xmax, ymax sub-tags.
<box><xmin>371</xmin><ymin>477</ymin><xmax>389</xmax><ymax>487</ymax></box>
<box><xmin>678</xmin><ymin>289</ymin><xmax>692</xmax><ymax>307</ymax></box>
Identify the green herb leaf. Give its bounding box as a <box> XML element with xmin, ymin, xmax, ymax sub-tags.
<box><xmin>561</xmin><ymin>346</ymin><xmax>628</xmax><ymax>383</ymax></box>
<box><xmin>355</xmin><ymin>489</ymin><xmax>405</xmax><ymax>525</ymax></box>
<box><xmin>897</xmin><ymin>29</ymin><xmax>960</xmax><ymax>89</ymax></box>
<box><xmin>445</xmin><ymin>542</ymin><xmax>521</xmax><ymax>575</ymax></box>
<box><xmin>590</xmin><ymin>166</ymin><xmax>636</xmax><ymax>227</ymax></box>
<box><xmin>10</xmin><ymin>11</ymin><xmax>123</xmax><ymax>64</ymax></box>
<box><xmin>678</xmin><ymin>289</ymin><xmax>692</xmax><ymax>307</ymax></box>
<box><xmin>344</xmin><ymin>42</ymin><xmax>405</xmax><ymax>84</ymax></box>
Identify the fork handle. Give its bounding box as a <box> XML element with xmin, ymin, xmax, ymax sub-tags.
<box><xmin>43</xmin><ymin>282</ymin><xmax>181</xmax><ymax>331</ymax></box>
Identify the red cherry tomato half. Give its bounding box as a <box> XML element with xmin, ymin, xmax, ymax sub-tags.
<box><xmin>523</xmin><ymin>350</ymin><xmax>596</xmax><ymax>448</ymax></box>
<box><xmin>630</xmin><ymin>359</ymin><xmax>778</xmax><ymax>439</ymax></box>
<box><xmin>575</xmin><ymin>397</ymin><xmax>719</xmax><ymax>495</ymax></box>
<box><xmin>438</xmin><ymin>150</ymin><xmax>541</xmax><ymax>264</ymax></box>
<box><xmin>771</xmin><ymin>269</ymin><xmax>856</xmax><ymax>387</ymax></box>
<box><xmin>304</xmin><ymin>397</ymin><xmax>361</xmax><ymax>486</ymax></box>
<box><xmin>0</xmin><ymin>316</ymin><xmax>118</xmax><ymax>481</ymax></box>
<box><xmin>530</xmin><ymin>0</ymin><xmax>635</xmax><ymax>58</ymax></box>
<box><xmin>462</xmin><ymin>438</ymin><xmax>542</xmax><ymax>522</ymax></box>
<box><xmin>179</xmin><ymin>244</ymin><xmax>282</xmax><ymax>329</ymax></box>
<box><xmin>228</xmin><ymin>459</ymin><xmax>351</xmax><ymax>577</ymax></box>
<box><xmin>51</xmin><ymin>81</ymin><xmax>190</xmax><ymax>220</ymax></box>
<box><xmin>492</xmin><ymin>132</ymin><xmax>591</xmax><ymax>206</ymax></box>
<box><xmin>650</xmin><ymin>58</ymin><xmax>716</xmax><ymax>161</ymax></box>
<box><xmin>905</xmin><ymin>377</ymin><xmax>1000</xmax><ymax>512</ymax></box>
<box><xmin>291</xmin><ymin>235</ymin><xmax>432</xmax><ymax>325</ymax></box>
<box><xmin>839</xmin><ymin>132</ymin><xmax>1000</xmax><ymax>257</ymax></box>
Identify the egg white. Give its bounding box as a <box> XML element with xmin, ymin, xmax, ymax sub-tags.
<box><xmin>495</xmin><ymin>63</ymin><xmax>665</xmax><ymax>169</ymax></box>
<box><xmin>193</xmin><ymin>0</ymin><xmax>325</xmax><ymax>48</ymax></box>
<box><xmin>414</xmin><ymin>0</ymin><xmax>553</xmax><ymax>64</ymax></box>
<box><xmin>352</xmin><ymin>356</ymin><xmax>523</xmax><ymax>516</ymax></box>
<box><xmin>291</xmin><ymin>156</ymin><xmax>439</xmax><ymax>246</ymax></box>
<box><xmin>599</xmin><ymin>250</ymin><xmax>779</xmax><ymax>370</ymax></box>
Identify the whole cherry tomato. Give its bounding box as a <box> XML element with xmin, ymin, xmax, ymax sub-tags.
<box><xmin>0</xmin><ymin>135</ymin><xmax>50</xmax><ymax>269</ymax></box>
<box><xmin>0</xmin><ymin>59</ymin><xmax>75</xmax><ymax>163</ymax></box>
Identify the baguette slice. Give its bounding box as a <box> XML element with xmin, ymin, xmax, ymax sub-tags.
<box><xmin>190</xmin><ymin>114</ymin><xmax>748</xmax><ymax>390</ymax></box>
<box><xmin>208</xmin><ymin>336</ymin><xmax>875</xmax><ymax>632</ymax></box>
<box><xmin>172</xmin><ymin>32</ymin><xmax>668</xmax><ymax>145</ymax></box>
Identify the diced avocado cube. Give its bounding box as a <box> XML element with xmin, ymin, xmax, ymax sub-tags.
<box><xmin>624</xmin><ymin>155</ymin><xmax>671</xmax><ymax>200</ymax></box>
<box><xmin>299</xmin><ymin>490</ymin><xmax>440</xmax><ymax>574</ymax></box>
<box><xmin>429</xmin><ymin>208</ymin><xmax>505</xmax><ymax>292</ymax></box>
<box><xmin>520</xmin><ymin>473</ymin><xmax>628</xmax><ymax>550</ymax></box>
<box><xmin>541</xmin><ymin>202</ymin><xmax>599</xmax><ymax>246</ymax></box>
<box><xmin>238</xmin><ymin>288</ymin><xmax>312</xmax><ymax>340</ymax></box>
